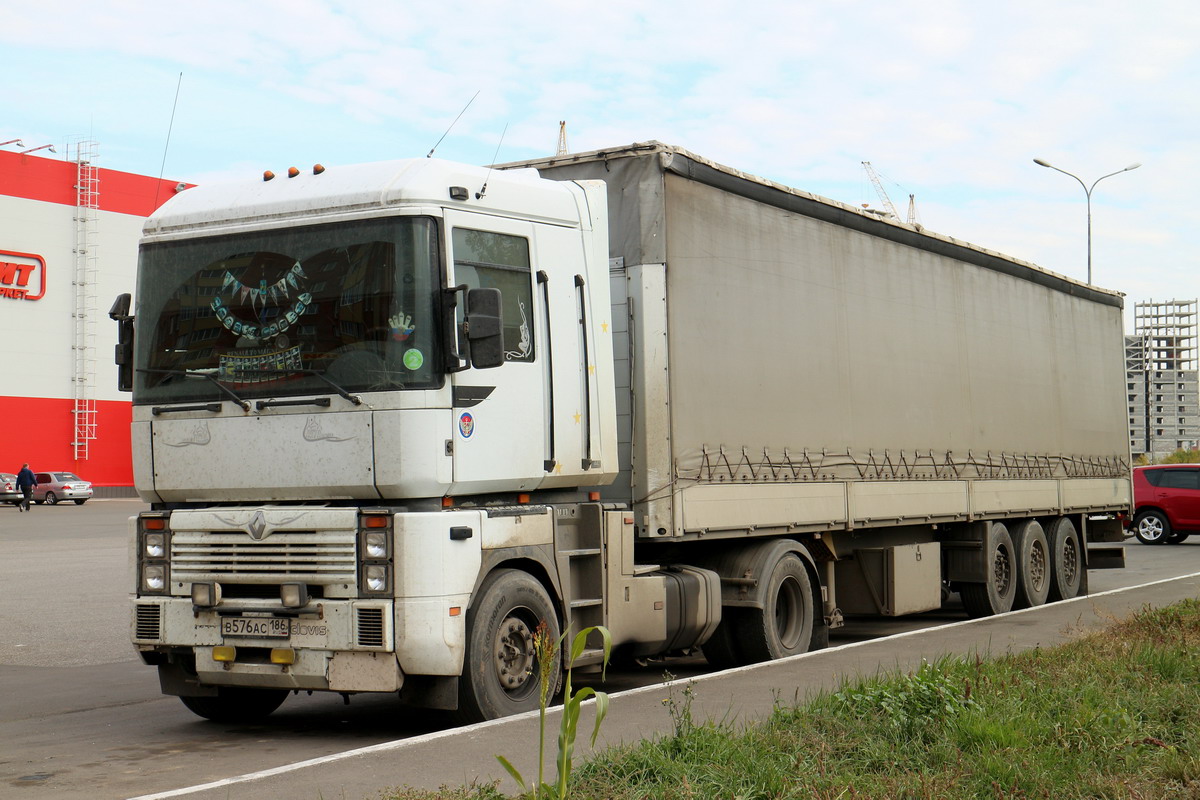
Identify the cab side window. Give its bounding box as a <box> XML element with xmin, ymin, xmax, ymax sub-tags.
<box><xmin>452</xmin><ymin>228</ymin><xmax>534</xmax><ymax>362</ymax></box>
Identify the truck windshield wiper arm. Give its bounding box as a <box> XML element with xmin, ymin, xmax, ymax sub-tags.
<box><xmin>251</xmin><ymin>368</ymin><xmax>364</xmax><ymax>406</ymax></box>
<box><xmin>138</xmin><ymin>368</ymin><xmax>251</xmax><ymax>411</ymax></box>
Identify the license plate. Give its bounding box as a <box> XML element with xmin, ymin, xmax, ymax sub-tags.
<box><xmin>220</xmin><ymin>616</ymin><xmax>290</xmax><ymax>638</ymax></box>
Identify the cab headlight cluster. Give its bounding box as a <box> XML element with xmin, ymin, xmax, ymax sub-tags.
<box><xmin>358</xmin><ymin>510</ymin><xmax>393</xmax><ymax>596</ymax></box>
<box><xmin>138</xmin><ymin>513</ymin><xmax>171</xmax><ymax>595</ymax></box>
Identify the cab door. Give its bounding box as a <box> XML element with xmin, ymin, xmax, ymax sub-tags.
<box><xmin>444</xmin><ymin>211</ymin><xmax>547</xmax><ymax>492</ymax></box>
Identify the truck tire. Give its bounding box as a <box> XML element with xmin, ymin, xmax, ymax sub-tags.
<box><xmin>731</xmin><ymin>552</ymin><xmax>815</xmax><ymax>663</ymax></box>
<box><xmin>1010</xmin><ymin>520</ymin><xmax>1050</xmax><ymax>609</ymax></box>
<box><xmin>456</xmin><ymin>569</ymin><xmax>561</xmax><ymax>723</ymax></box>
<box><xmin>960</xmin><ymin>522</ymin><xmax>1016</xmax><ymax>617</ymax></box>
<box><xmin>1045</xmin><ymin>517</ymin><xmax>1083</xmax><ymax>602</ymax></box>
<box><xmin>179</xmin><ymin>687</ymin><xmax>287</xmax><ymax>723</ymax></box>
<box><xmin>1133</xmin><ymin>510</ymin><xmax>1170</xmax><ymax>545</ymax></box>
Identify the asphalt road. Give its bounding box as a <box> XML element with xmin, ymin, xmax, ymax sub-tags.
<box><xmin>2</xmin><ymin>500</ymin><xmax>1199</xmax><ymax>799</ymax></box>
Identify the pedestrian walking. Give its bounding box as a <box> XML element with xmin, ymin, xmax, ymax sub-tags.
<box><xmin>15</xmin><ymin>463</ymin><xmax>37</xmax><ymax>512</ymax></box>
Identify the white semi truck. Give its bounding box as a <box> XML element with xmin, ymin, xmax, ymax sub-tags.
<box><xmin>113</xmin><ymin>142</ymin><xmax>1130</xmax><ymax>723</ymax></box>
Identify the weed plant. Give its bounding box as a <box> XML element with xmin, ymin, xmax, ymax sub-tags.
<box><xmin>381</xmin><ymin>599</ymin><xmax>1200</xmax><ymax>800</ymax></box>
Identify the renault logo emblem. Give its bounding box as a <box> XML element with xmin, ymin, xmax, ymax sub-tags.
<box><xmin>213</xmin><ymin>509</ymin><xmax>304</xmax><ymax>539</ymax></box>
<box><xmin>248</xmin><ymin>510</ymin><xmax>268</xmax><ymax>540</ymax></box>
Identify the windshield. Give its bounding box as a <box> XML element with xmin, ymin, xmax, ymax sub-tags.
<box><xmin>134</xmin><ymin>217</ymin><xmax>442</xmax><ymax>404</ymax></box>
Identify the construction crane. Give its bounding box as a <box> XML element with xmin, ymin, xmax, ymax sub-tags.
<box><xmin>862</xmin><ymin>161</ymin><xmax>921</xmax><ymax>226</ymax></box>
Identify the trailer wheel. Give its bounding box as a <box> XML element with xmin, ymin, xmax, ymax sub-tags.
<box><xmin>1133</xmin><ymin>510</ymin><xmax>1170</xmax><ymax>545</ymax></box>
<box><xmin>179</xmin><ymin>687</ymin><xmax>288</xmax><ymax>723</ymax></box>
<box><xmin>1045</xmin><ymin>517</ymin><xmax>1083</xmax><ymax>602</ymax></box>
<box><xmin>732</xmin><ymin>552</ymin><xmax>815</xmax><ymax>663</ymax></box>
<box><xmin>960</xmin><ymin>522</ymin><xmax>1016</xmax><ymax>617</ymax></box>
<box><xmin>456</xmin><ymin>569</ymin><xmax>561</xmax><ymax>723</ymax></box>
<box><xmin>1011</xmin><ymin>520</ymin><xmax>1050</xmax><ymax>609</ymax></box>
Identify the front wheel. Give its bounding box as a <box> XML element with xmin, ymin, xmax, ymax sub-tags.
<box><xmin>179</xmin><ymin>687</ymin><xmax>288</xmax><ymax>723</ymax></box>
<box><xmin>44</xmin><ymin>492</ymin><xmax>58</xmax><ymax>506</ymax></box>
<box><xmin>1134</xmin><ymin>511</ymin><xmax>1171</xmax><ymax>545</ymax></box>
<box><xmin>457</xmin><ymin>569</ymin><xmax>561</xmax><ymax>723</ymax></box>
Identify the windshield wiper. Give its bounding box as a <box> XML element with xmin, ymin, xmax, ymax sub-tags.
<box><xmin>139</xmin><ymin>368</ymin><xmax>251</xmax><ymax>412</ymax></box>
<box><xmin>250</xmin><ymin>368</ymin><xmax>364</xmax><ymax>406</ymax></box>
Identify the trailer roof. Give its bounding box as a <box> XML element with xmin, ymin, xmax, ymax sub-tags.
<box><xmin>497</xmin><ymin>141</ymin><xmax>1123</xmax><ymax>309</ymax></box>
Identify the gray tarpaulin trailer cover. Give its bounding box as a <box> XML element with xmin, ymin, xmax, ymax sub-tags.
<box><xmin>500</xmin><ymin>142</ymin><xmax>1129</xmax><ymax>538</ymax></box>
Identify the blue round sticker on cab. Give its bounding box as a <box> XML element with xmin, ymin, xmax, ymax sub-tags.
<box><xmin>459</xmin><ymin>412</ymin><xmax>475</xmax><ymax>439</ymax></box>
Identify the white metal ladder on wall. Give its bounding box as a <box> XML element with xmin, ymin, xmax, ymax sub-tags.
<box><xmin>71</xmin><ymin>138</ymin><xmax>99</xmax><ymax>461</ymax></box>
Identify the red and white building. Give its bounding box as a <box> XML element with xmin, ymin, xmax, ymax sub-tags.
<box><xmin>0</xmin><ymin>143</ymin><xmax>185</xmax><ymax>491</ymax></box>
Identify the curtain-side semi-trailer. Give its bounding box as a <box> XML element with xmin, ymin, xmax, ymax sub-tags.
<box><xmin>114</xmin><ymin>141</ymin><xmax>1129</xmax><ymax>723</ymax></box>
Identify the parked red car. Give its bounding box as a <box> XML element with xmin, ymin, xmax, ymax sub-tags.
<box><xmin>1131</xmin><ymin>464</ymin><xmax>1200</xmax><ymax>544</ymax></box>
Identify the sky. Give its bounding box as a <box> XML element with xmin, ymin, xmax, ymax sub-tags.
<box><xmin>3</xmin><ymin>1</ymin><xmax>1197</xmax><ymax>332</ymax></box>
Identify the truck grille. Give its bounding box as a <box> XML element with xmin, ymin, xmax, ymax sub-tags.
<box><xmin>171</xmin><ymin>531</ymin><xmax>357</xmax><ymax>583</ymax></box>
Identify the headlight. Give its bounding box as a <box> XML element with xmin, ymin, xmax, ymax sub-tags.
<box><xmin>365</xmin><ymin>532</ymin><xmax>388</xmax><ymax>559</ymax></box>
<box><xmin>137</xmin><ymin>513</ymin><xmax>171</xmax><ymax>596</ymax></box>
<box><xmin>145</xmin><ymin>533</ymin><xmax>165</xmax><ymax>558</ymax></box>
<box><xmin>143</xmin><ymin>564</ymin><xmax>167</xmax><ymax>593</ymax></box>
<box><xmin>358</xmin><ymin>510</ymin><xmax>393</xmax><ymax>597</ymax></box>
<box><xmin>365</xmin><ymin>565</ymin><xmax>390</xmax><ymax>593</ymax></box>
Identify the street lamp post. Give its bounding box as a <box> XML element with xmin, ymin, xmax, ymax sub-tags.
<box><xmin>1033</xmin><ymin>158</ymin><xmax>1141</xmax><ymax>284</ymax></box>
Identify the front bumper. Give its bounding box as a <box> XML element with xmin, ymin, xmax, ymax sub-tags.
<box><xmin>133</xmin><ymin>597</ymin><xmax>402</xmax><ymax>692</ymax></box>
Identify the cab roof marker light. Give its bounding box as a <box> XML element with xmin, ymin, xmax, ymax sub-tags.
<box><xmin>313</xmin><ymin>164</ymin><xmax>325</xmax><ymax>175</ymax></box>
<box><xmin>263</xmin><ymin>170</ymin><xmax>276</xmax><ymax>181</ymax></box>
<box><xmin>287</xmin><ymin>166</ymin><xmax>300</xmax><ymax>178</ymax></box>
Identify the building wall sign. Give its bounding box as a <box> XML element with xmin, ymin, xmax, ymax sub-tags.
<box><xmin>0</xmin><ymin>249</ymin><xmax>47</xmax><ymax>300</ymax></box>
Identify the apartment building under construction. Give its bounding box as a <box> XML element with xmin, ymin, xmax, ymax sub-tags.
<box><xmin>1126</xmin><ymin>299</ymin><xmax>1199</xmax><ymax>461</ymax></box>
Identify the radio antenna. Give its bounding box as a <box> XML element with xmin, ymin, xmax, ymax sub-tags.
<box><xmin>426</xmin><ymin>91</ymin><xmax>479</xmax><ymax>159</ymax></box>
<box><xmin>476</xmin><ymin>123</ymin><xmax>508</xmax><ymax>199</ymax></box>
<box><xmin>153</xmin><ymin>72</ymin><xmax>184</xmax><ymax>211</ymax></box>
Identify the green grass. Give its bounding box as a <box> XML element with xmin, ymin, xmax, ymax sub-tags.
<box><xmin>381</xmin><ymin>599</ymin><xmax>1200</xmax><ymax>800</ymax></box>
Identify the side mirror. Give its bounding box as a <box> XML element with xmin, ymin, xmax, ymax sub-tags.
<box><xmin>109</xmin><ymin>293</ymin><xmax>134</xmax><ymax>392</ymax></box>
<box><xmin>465</xmin><ymin>288</ymin><xmax>504</xmax><ymax>369</ymax></box>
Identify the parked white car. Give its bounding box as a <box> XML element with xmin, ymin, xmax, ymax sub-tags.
<box><xmin>32</xmin><ymin>472</ymin><xmax>93</xmax><ymax>505</ymax></box>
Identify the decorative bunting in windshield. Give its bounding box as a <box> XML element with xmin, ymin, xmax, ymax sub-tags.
<box><xmin>210</xmin><ymin>261</ymin><xmax>313</xmax><ymax>341</ymax></box>
<box><xmin>220</xmin><ymin>262</ymin><xmax>308</xmax><ymax>310</ymax></box>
